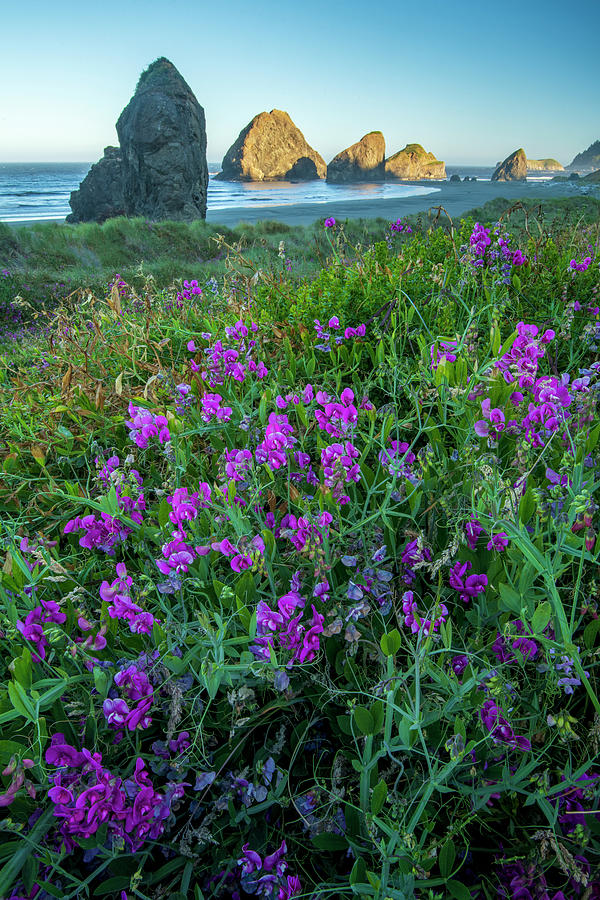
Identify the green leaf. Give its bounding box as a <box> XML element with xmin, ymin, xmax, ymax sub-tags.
<box><xmin>382</xmin><ymin>415</ymin><xmax>395</xmax><ymax>443</ymax></box>
<box><xmin>370</xmin><ymin>700</ymin><xmax>384</xmax><ymax>734</ymax></box>
<box><xmin>93</xmin><ymin>667</ymin><xmax>109</xmax><ymax>699</ymax></box>
<box><xmin>259</xmin><ymin>393</ymin><xmax>267</xmax><ymax>426</ymax></box>
<box><xmin>7</xmin><ymin>682</ymin><xmax>35</xmax><ymax>722</ymax></box>
<box><xmin>0</xmin><ymin>741</ymin><xmax>28</xmax><ymax>765</ymax></box>
<box><xmin>586</xmin><ymin>421</ymin><xmax>600</xmax><ymax>453</ymax></box>
<box><xmin>439</xmin><ymin>839</ymin><xmax>456</xmax><ymax>877</ymax></box>
<box><xmin>158</xmin><ymin>498</ymin><xmax>172</xmax><ymax>528</ymax></box>
<box><xmin>491</xmin><ymin>323</ymin><xmax>502</xmax><ymax>355</ymax></box>
<box><xmin>296</xmin><ymin>402</ymin><xmax>308</xmax><ymax>427</ymax></box>
<box><xmin>349</xmin><ymin>857</ymin><xmax>367</xmax><ymax>886</ymax></box>
<box><xmin>336</xmin><ymin>715</ymin><xmax>352</xmax><ymax>735</ymax></box>
<box><xmin>12</xmin><ymin>648</ymin><xmax>32</xmax><ymax>690</ymax></box>
<box><xmin>371</xmin><ymin>779</ymin><xmax>388</xmax><ymax>815</ymax></box>
<box><xmin>353</xmin><ymin>706</ymin><xmax>375</xmax><ymax>735</ymax></box>
<box><xmin>447</xmin><ymin>880</ymin><xmax>471</xmax><ymax>900</ymax></box>
<box><xmin>519</xmin><ymin>487</ymin><xmax>536</xmax><ymax>524</ymax></box>
<box><xmin>584</xmin><ymin>618</ymin><xmax>600</xmax><ymax>649</ymax></box>
<box><xmin>380</xmin><ymin>629</ymin><xmax>401</xmax><ymax>656</ymax></box>
<box><xmin>311</xmin><ymin>833</ymin><xmax>347</xmax><ymax>850</ymax></box>
<box><xmin>94</xmin><ymin>876</ymin><xmax>131</xmax><ymax>895</ymax></box>
<box><xmin>0</xmin><ymin>807</ymin><xmax>55</xmax><ymax>898</ymax></box>
<box><xmin>498</xmin><ymin>582</ymin><xmax>522</xmax><ymax>614</ymax></box>
<box><xmin>531</xmin><ymin>601</ymin><xmax>552</xmax><ymax>635</ymax></box>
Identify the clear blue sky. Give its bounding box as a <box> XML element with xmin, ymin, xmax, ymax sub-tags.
<box><xmin>1</xmin><ymin>0</ymin><xmax>598</xmax><ymax>165</ymax></box>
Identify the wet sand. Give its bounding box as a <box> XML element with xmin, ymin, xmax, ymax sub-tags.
<box><xmin>7</xmin><ymin>179</ymin><xmax>589</xmax><ymax>229</ymax></box>
<box><xmin>205</xmin><ymin>179</ymin><xmax>584</xmax><ymax>227</ymax></box>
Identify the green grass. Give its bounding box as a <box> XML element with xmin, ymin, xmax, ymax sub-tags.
<box><xmin>0</xmin><ymin>215</ymin><xmax>393</xmax><ymax>303</ymax></box>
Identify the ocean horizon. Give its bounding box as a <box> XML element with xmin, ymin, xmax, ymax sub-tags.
<box><xmin>0</xmin><ymin>162</ymin><xmax>559</xmax><ymax>224</ymax></box>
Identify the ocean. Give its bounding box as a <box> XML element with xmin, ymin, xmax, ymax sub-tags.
<box><xmin>0</xmin><ymin>162</ymin><xmax>558</xmax><ymax>224</ymax></box>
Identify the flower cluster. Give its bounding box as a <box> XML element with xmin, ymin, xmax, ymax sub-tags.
<box><xmin>480</xmin><ymin>699</ymin><xmax>531</xmax><ymax>752</ymax></box>
<box><xmin>449</xmin><ymin>560</ymin><xmax>488</xmax><ymax>603</ymax></box>
<box><xmin>100</xmin><ymin>562</ymin><xmax>157</xmax><ymax>634</ymax></box>
<box><xmin>314</xmin><ymin>387</ymin><xmax>358</xmax><ymax>437</ymax></box>
<box><xmin>378</xmin><ymin>440</ymin><xmax>416</xmax><ymax>479</ymax></box>
<box><xmin>64</xmin><ymin>513</ymin><xmax>132</xmax><ymax>555</ymax></box>
<box><xmin>321</xmin><ymin>440</ymin><xmax>361</xmax><ymax>505</ymax></box>
<box><xmin>178</xmin><ymin>278</ymin><xmax>203</xmax><ymax>302</ymax></box>
<box><xmin>401</xmin><ymin>538</ymin><xmax>432</xmax><ymax>585</ymax></box>
<box><xmin>275</xmin><ymin>383</ymin><xmax>314</xmax><ymax>409</ymax></box>
<box><xmin>46</xmin><ymin>737</ymin><xmax>184</xmax><ymax>851</ymax></box>
<box><xmin>238</xmin><ymin>840</ymin><xmax>301</xmax><ymax>898</ymax></box>
<box><xmin>313</xmin><ymin>317</ymin><xmax>366</xmax><ymax>352</ymax></box>
<box><xmin>188</xmin><ymin>320</ymin><xmax>268</xmax><ymax>386</ymax></box>
<box><xmin>95</xmin><ymin>454</ymin><xmax>146</xmax><ymax>523</ymax></box>
<box><xmin>16</xmin><ymin>599</ymin><xmax>66</xmax><ymax>661</ymax></box>
<box><xmin>466</xmin><ymin>223</ymin><xmax>528</xmax><ymax>282</ymax></box>
<box><xmin>390</xmin><ymin>218</ymin><xmax>412</xmax><ymax>234</ymax></box>
<box><xmin>495</xmin><ymin>321</ymin><xmax>554</xmax><ymax>388</ymax></box>
<box><xmin>0</xmin><ymin>757</ymin><xmax>36</xmax><ymax>807</ymax></box>
<box><xmin>430</xmin><ymin>339</ymin><xmax>458</xmax><ymax>371</ymax></box>
<box><xmin>252</xmin><ymin>574</ymin><xmax>325</xmax><ymax>667</ymax></box>
<box><xmin>200</xmin><ymin>392</ymin><xmax>232</xmax><ymax>423</ymax></box>
<box><xmin>493</xmin><ymin>620</ymin><xmax>538</xmax><ymax>664</ymax></box>
<box><xmin>569</xmin><ymin>256</ymin><xmax>592</xmax><ymax>273</ymax></box>
<box><xmin>126</xmin><ymin>403</ymin><xmax>171</xmax><ymax>450</ymax></box>
<box><xmin>256</xmin><ymin>413</ymin><xmax>296</xmax><ymax>469</ymax></box>
<box><xmin>102</xmin><ymin>663</ymin><xmax>154</xmax><ymax>731</ymax></box>
<box><xmin>280</xmin><ymin>510</ymin><xmax>332</xmax><ymax>556</ymax></box>
<box><xmin>401</xmin><ymin>589</ymin><xmax>448</xmax><ymax>636</ymax></box>
<box><xmin>548</xmin><ymin>648</ymin><xmax>590</xmax><ymax>695</ymax></box>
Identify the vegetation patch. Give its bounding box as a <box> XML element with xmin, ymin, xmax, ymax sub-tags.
<box><xmin>0</xmin><ymin>207</ymin><xmax>599</xmax><ymax>899</ymax></box>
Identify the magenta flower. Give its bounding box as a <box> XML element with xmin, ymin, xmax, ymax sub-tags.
<box><xmin>324</xmin><ymin>217</ymin><xmax>336</xmax><ymax>227</ymax></box>
<box><xmin>480</xmin><ymin>699</ymin><xmax>531</xmax><ymax>752</ymax></box>
<box><xmin>126</xmin><ymin>403</ymin><xmax>171</xmax><ymax>449</ymax></box>
<box><xmin>487</xmin><ymin>532</ymin><xmax>509</xmax><ymax>552</ymax></box>
<box><xmin>449</xmin><ymin>560</ymin><xmax>487</xmax><ymax>603</ymax></box>
<box><xmin>465</xmin><ymin>517</ymin><xmax>483</xmax><ymax>550</ymax></box>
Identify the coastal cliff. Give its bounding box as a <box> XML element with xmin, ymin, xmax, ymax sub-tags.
<box><xmin>385</xmin><ymin>144</ymin><xmax>446</xmax><ymax>180</ymax></box>
<box><xmin>216</xmin><ymin>110</ymin><xmax>326</xmax><ymax>182</ymax></box>
<box><xmin>327</xmin><ymin>132</ymin><xmax>385</xmax><ymax>183</ymax></box>
<box><xmin>568</xmin><ymin>140</ymin><xmax>600</xmax><ymax>173</ymax></box>
<box><xmin>527</xmin><ymin>158</ymin><xmax>564</xmax><ymax>172</ymax></box>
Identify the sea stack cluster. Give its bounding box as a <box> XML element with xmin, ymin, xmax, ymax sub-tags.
<box><xmin>68</xmin><ymin>56</ymin><xmax>587</xmax><ymax>223</ymax></box>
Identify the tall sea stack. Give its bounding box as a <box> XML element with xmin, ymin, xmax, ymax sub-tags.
<box><xmin>491</xmin><ymin>149</ymin><xmax>527</xmax><ymax>182</ymax></box>
<box><xmin>68</xmin><ymin>58</ymin><xmax>208</xmax><ymax>223</ymax></box>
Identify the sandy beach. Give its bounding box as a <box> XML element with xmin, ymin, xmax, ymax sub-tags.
<box><xmin>6</xmin><ymin>179</ymin><xmax>592</xmax><ymax>230</ymax></box>
<box><xmin>205</xmin><ymin>180</ymin><xmax>588</xmax><ymax>227</ymax></box>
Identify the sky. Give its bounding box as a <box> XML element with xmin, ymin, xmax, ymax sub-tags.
<box><xmin>1</xmin><ymin>0</ymin><xmax>598</xmax><ymax>166</ymax></box>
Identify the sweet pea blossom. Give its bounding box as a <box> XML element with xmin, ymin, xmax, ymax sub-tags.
<box><xmin>487</xmin><ymin>532</ymin><xmax>509</xmax><ymax>552</ymax></box>
<box><xmin>480</xmin><ymin>699</ymin><xmax>531</xmax><ymax>752</ymax></box>
<box><xmin>449</xmin><ymin>560</ymin><xmax>488</xmax><ymax>603</ymax></box>
<box><xmin>321</xmin><ymin>440</ymin><xmax>361</xmax><ymax>505</ymax></box>
<box><xmin>126</xmin><ymin>403</ymin><xmax>171</xmax><ymax>449</ymax></box>
<box><xmin>401</xmin><ymin>590</ymin><xmax>448</xmax><ymax>636</ymax></box>
<box><xmin>45</xmin><ymin>738</ymin><xmax>184</xmax><ymax>851</ymax></box>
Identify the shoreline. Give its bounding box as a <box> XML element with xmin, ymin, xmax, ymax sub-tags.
<box><xmin>4</xmin><ymin>180</ymin><xmax>594</xmax><ymax>230</ymax></box>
